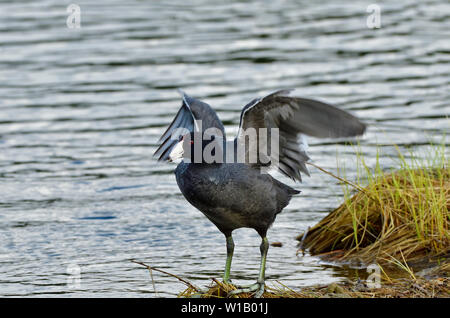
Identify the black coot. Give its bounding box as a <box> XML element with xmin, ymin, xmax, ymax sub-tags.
<box><xmin>154</xmin><ymin>89</ymin><xmax>366</xmax><ymax>297</ymax></box>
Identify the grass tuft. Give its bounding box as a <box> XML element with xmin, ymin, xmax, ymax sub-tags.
<box><xmin>298</xmin><ymin>142</ymin><xmax>449</xmax><ymax>270</ymax></box>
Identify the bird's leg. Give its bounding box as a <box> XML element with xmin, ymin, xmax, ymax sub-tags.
<box><xmin>229</xmin><ymin>237</ymin><xmax>268</xmax><ymax>298</ymax></box>
<box><xmin>223</xmin><ymin>235</ymin><xmax>234</xmax><ymax>284</ymax></box>
<box><xmin>192</xmin><ymin>235</ymin><xmax>234</xmax><ymax>298</ymax></box>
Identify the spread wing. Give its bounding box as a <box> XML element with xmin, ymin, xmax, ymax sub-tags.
<box><xmin>154</xmin><ymin>91</ymin><xmax>225</xmax><ymax>161</ymax></box>
<box><xmin>236</xmin><ymin>89</ymin><xmax>366</xmax><ymax>181</ymax></box>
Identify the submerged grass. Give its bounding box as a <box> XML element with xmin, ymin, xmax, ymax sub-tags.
<box><xmin>298</xmin><ymin>142</ymin><xmax>449</xmax><ymax>270</ymax></box>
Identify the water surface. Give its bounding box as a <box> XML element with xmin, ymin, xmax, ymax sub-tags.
<box><xmin>0</xmin><ymin>0</ymin><xmax>448</xmax><ymax>297</ymax></box>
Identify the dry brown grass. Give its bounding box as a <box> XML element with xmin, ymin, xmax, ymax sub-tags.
<box><xmin>178</xmin><ymin>276</ymin><xmax>450</xmax><ymax>298</ymax></box>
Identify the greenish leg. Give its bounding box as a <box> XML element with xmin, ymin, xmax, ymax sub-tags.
<box><xmin>191</xmin><ymin>235</ymin><xmax>235</xmax><ymax>298</ymax></box>
<box><xmin>223</xmin><ymin>235</ymin><xmax>234</xmax><ymax>284</ymax></box>
<box><xmin>229</xmin><ymin>237</ymin><xmax>268</xmax><ymax>298</ymax></box>
<box><xmin>257</xmin><ymin>237</ymin><xmax>269</xmax><ymax>285</ymax></box>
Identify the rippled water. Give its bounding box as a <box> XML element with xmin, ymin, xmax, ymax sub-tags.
<box><xmin>0</xmin><ymin>0</ymin><xmax>448</xmax><ymax>297</ymax></box>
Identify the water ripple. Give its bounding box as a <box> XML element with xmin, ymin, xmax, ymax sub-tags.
<box><xmin>0</xmin><ymin>0</ymin><xmax>448</xmax><ymax>297</ymax></box>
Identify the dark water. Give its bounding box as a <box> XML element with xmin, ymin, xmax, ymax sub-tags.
<box><xmin>0</xmin><ymin>0</ymin><xmax>448</xmax><ymax>297</ymax></box>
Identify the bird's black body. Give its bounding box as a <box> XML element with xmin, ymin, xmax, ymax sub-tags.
<box><xmin>175</xmin><ymin>162</ymin><xmax>299</xmax><ymax>237</ymax></box>
<box><xmin>154</xmin><ymin>89</ymin><xmax>366</xmax><ymax>297</ymax></box>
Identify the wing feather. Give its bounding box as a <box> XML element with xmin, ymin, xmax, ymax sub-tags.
<box><xmin>154</xmin><ymin>91</ymin><xmax>225</xmax><ymax>161</ymax></box>
<box><xmin>236</xmin><ymin>89</ymin><xmax>366</xmax><ymax>181</ymax></box>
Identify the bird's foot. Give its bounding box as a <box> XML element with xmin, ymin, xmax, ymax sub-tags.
<box><xmin>228</xmin><ymin>281</ymin><xmax>265</xmax><ymax>298</ymax></box>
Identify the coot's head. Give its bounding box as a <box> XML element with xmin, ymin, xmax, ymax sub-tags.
<box><xmin>169</xmin><ymin>131</ymin><xmax>224</xmax><ymax>164</ymax></box>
